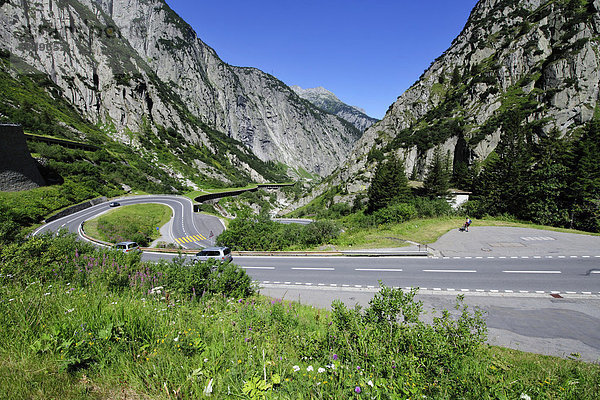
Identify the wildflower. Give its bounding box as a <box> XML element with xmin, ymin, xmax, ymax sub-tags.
<box><xmin>307</xmin><ymin>366</ymin><xmax>314</xmax><ymax>372</ymax></box>
<box><xmin>355</xmin><ymin>386</ymin><xmax>361</xmax><ymax>393</ymax></box>
<box><xmin>44</xmin><ymin>292</ymin><xmax>51</xmax><ymax>296</ymax></box>
<box><xmin>520</xmin><ymin>394</ymin><xmax>531</xmax><ymax>400</ymax></box>
<box><xmin>174</xmin><ymin>336</ymin><xmax>179</xmax><ymax>342</ymax></box>
<box><xmin>326</xmin><ymin>364</ymin><xmax>336</xmax><ymax>369</ymax></box>
<box><xmin>65</xmin><ymin>308</ymin><xmax>75</xmax><ymax>314</ymax></box>
<box><xmin>203</xmin><ymin>378</ymin><xmax>213</xmax><ymax>395</ymax></box>
<box><xmin>332</xmin><ymin>354</ymin><xmax>338</xmax><ymax>360</ymax></box>
<box><xmin>318</xmin><ymin>367</ymin><xmax>325</xmax><ymax>373</ymax></box>
<box><xmin>367</xmin><ymin>380</ymin><xmax>374</xmax><ymax>387</ymax></box>
<box><xmin>293</xmin><ymin>366</ymin><xmax>300</xmax><ymax>372</ymax></box>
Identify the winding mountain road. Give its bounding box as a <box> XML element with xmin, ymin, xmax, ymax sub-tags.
<box><xmin>33</xmin><ymin>195</ymin><xmax>224</xmax><ymax>249</ymax></box>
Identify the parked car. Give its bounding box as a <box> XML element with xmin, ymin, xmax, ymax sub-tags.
<box><xmin>109</xmin><ymin>201</ymin><xmax>120</xmax><ymax>207</ymax></box>
<box><xmin>115</xmin><ymin>241</ymin><xmax>141</xmax><ymax>253</ymax></box>
<box><xmin>193</xmin><ymin>246</ymin><xmax>232</xmax><ymax>263</ymax></box>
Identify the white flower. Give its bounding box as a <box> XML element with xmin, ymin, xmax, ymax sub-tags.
<box><xmin>173</xmin><ymin>336</ymin><xmax>179</xmax><ymax>342</ymax></box>
<box><xmin>307</xmin><ymin>366</ymin><xmax>314</xmax><ymax>372</ymax></box>
<box><xmin>326</xmin><ymin>363</ymin><xmax>336</xmax><ymax>369</ymax></box>
<box><xmin>65</xmin><ymin>308</ymin><xmax>75</xmax><ymax>313</ymax></box>
<box><xmin>318</xmin><ymin>367</ymin><xmax>326</xmax><ymax>373</ymax></box>
<box><xmin>520</xmin><ymin>394</ymin><xmax>531</xmax><ymax>400</ymax></box>
<box><xmin>44</xmin><ymin>292</ymin><xmax>51</xmax><ymax>296</ymax></box>
<box><xmin>367</xmin><ymin>380</ymin><xmax>374</xmax><ymax>387</ymax></box>
<box><xmin>203</xmin><ymin>378</ymin><xmax>213</xmax><ymax>395</ymax></box>
<box><xmin>293</xmin><ymin>365</ymin><xmax>300</xmax><ymax>372</ymax></box>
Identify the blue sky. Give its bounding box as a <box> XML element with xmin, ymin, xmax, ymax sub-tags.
<box><xmin>165</xmin><ymin>1</ymin><xmax>479</xmax><ymax>119</ymax></box>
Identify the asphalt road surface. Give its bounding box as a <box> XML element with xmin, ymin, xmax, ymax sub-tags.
<box><xmin>34</xmin><ymin>195</ymin><xmax>224</xmax><ymax>249</ymax></box>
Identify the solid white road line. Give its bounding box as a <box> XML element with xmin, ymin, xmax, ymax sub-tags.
<box><xmin>291</xmin><ymin>267</ymin><xmax>334</xmax><ymax>271</ymax></box>
<box><xmin>503</xmin><ymin>270</ymin><xmax>561</xmax><ymax>274</ymax></box>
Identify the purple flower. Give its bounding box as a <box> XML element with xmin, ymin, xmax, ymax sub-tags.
<box><xmin>355</xmin><ymin>386</ymin><xmax>361</xmax><ymax>393</ymax></box>
<box><xmin>332</xmin><ymin>354</ymin><xmax>338</xmax><ymax>361</ymax></box>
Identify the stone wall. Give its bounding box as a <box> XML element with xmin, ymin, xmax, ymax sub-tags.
<box><xmin>45</xmin><ymin>197</ymin><xmax>108</xmax><ymax>223</ymax></box>
<box><xmin>0</xmin><ymin>124</ymin><xmax>46</xmax><ymax>191</ymax></box>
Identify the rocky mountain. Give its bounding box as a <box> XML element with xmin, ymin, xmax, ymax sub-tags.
<box><xmin>0</xmin><ymin>0</ymin><xmax>361</xmax><ymax>181</ymax></box>
<box><xmin>290</xmin><ymin>86</ymin><xmax>378</xmax><ymax>132</ymax></box>
<box><xmin>313</xmin><ymin>0</ymin><xmax>600</xmax><ymax>204</ymax></box>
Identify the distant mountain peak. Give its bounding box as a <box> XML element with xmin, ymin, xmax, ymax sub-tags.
<box><xmin>291</xmin><ymin>85</ymin><xmax>378</xmax><ymax>132</ymax></box>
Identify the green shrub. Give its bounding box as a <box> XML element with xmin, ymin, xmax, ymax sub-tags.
<box><xmin>411</xmin><ymin>196</ymin><xmax>453</xmax><ymax>218</ymax></box>
<box><xmin>329</xmin><ymin>286</ymin><xmax>487</xmax><ymax>398</ymax></box>
<box><xmin>372</xmin><ymin>202</ymin><xmax>417</xmax><ymax>224</ymax></box>
<box><xmin>217</xmin><ymin>212</ymin><xmax>341</xmax><ymax>251</ymax></box>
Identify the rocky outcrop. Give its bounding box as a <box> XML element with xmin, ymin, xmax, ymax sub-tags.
<box><xmin>291</xmin><ymin>86</ymin><xmax>378</xmax><ymax>132</ymax></box>
<box><xmin>322</xmin><ymin>0</ymin><xmax>600</xmax><ymax>201</ymax></box>
<box><xmin>0</xmin><ymin>124</ymin><xmax>45</xmax><ymax>191</ymax></box>
<box><xmin>0</xmin><ymin>0</ymin><xmax>361</xmax><ymax>177</ymax></box>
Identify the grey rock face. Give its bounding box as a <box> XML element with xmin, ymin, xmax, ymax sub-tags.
<box><xmin>0</xmin><ymin>124</ymin><xmax>45</xmax><ymax>191</ymax></box>
<box><xmin>290</xmin><ymin>86</ymin><xmax>378</xmax><ymax>132</ymax></box>
<box><xmin>325</xmin><ymin>0</ymin><xmax>600</xmax><ymax>199</ymax></box>
<box><xmin>0</xmin><ymin>0</ymin><xmax>361</xmax><ymax>178</ymax></box>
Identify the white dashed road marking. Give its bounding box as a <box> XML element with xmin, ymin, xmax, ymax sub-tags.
<box><xmin>355</xmin><ymin>268</ymin><xmax>403</xmax><ymax>272</ymax></box>
<box><xmin>503</xmin><ymin>270</ymin><xmax>562</xmax><ymax>274</ymax></box>
<box><xmin>422</xmin><ymin>269</ymin><xmax>477</xmax><ymax>273</ymax></box>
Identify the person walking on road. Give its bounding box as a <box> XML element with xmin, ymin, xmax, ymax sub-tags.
<box><xmin>464</xmin><ymin>217</ymin><xmax>472</xmax><ymax>232</ymax></box>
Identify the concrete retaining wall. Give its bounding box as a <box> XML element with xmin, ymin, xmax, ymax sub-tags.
<box><xmin>45</xmin><ymin>197</ymin><xmax>107</xmax><ymax>223</ymax></box>
<box><xmin>0</xmin><ymin>124</ymin><xmax>45</xmax><ymax>191</ymax></box>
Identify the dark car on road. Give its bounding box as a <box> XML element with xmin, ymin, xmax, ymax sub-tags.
<box><xmin>109</xmin><ymin>201</ymin><xmax>120</xmax><ymax>207</ymax></box>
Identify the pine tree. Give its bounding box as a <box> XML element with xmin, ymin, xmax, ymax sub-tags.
<box><xmin>474</xmin><ymin>114</ymin><xmax>533</xmax><ymax>216</ymax></box>
<box><xmin>522</xmin><ymin>130</ymin><xmax>570</xmax><ymax>227</ymax></box>
<box><xmin>569</xmin><ymin>120</ymin><xmax>600</xmax><ymax>232</ymax></box>
<box><xmin>423</xmin><ymin>147</ymin><xmax>451</xmax><ymax>198</ymax></box>
<box><xmin>367</xmin><ymin>156</ymin><xmax>411</xmax><ymax>214</ymax></box>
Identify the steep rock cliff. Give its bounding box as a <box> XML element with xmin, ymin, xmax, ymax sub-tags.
<box><xmin>326</xmin><ymin>0</ymin><xmax>600</xmax><ymax>201</ymax></box>
<box><xmin>1</xmin><ymin>0</ymin><xmax>361</xmax><ymax>178</ymax></box>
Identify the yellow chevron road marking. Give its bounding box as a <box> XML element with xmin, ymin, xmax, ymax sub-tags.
<box><xmin>175</xmin><ymin>234</ymin><xmax>209</xmax><ymax>244</ymax></box>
